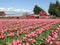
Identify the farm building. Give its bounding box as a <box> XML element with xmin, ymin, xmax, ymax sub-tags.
<box><xmin>38</xmin><ymin>10</ymin><xmax>53</xmax><ymax>19</ymax></box>
<box><xmin>0</xmin><ymin>10</ymin><xmax>54</xmax><ymax>19</ymax></box>
<box><xmin>39</xmin><ymin>10</ymin><xmax>48</xmax><ymax>16</ymax></box>
<box><xmin>0</xmin><ymin>11</ymin><xmax>6</xmax><ymax>17</ymax></box>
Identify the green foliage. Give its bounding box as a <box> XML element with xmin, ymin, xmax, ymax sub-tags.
<box><xmin>48</xmin><ymin>0</ymin><xmax>60</xmax><ymax>17</ymax></box>
<box><xmin>56</xmin><ymin>31</ymin><xmax>60</xmax><ymax>41</ymax></box>
<box><xmin>33</xmin><ymin>5</ymin><xmax>42</xmax><ymax>15</ymax></box>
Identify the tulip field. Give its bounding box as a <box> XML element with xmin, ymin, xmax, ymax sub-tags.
<box><xmin>0</xmin><ymin>19</ymin><xmax>60</xmax><ymax>45</ymax></box>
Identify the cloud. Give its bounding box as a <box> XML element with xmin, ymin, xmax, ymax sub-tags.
<box><xmin>0</xmin><ymin>8</ymin><xmax>6</xmax><ymax>11</ymax></box>
<box><xmin>0</xmin><ymin>7</ymin><xmax>33</xmax><ymax>16</ymax></box>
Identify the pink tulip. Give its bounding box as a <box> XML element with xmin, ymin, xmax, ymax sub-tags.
<box><xmin>26</xmin><ymin>42</ymin><xmax>30</xmax><ymax>45</ymax></box>
<box><xmin>28</xmin><ymin>38</ymin><xmax>36</xmax><ymax>43</ymax></box>
<box><xmin>19</xmin><ymin>30</ymin><xmax>23</xmax><ymax>35</ymax></box>
<box><xmin>7</xmin><ymin>32</ymin><xmax>14</xmax><ymax>37</ymax></box>
<box><xmin>23</xmin><ymin>36</ymin><xmax>26</xmax><ymax>41</ymax></box>
<box><xmin>55</xmin><ymin>42</ymin><xmax>59</xmax><ymax>45</ymax></box>
<box><xmin>0</xmin><ymin>33</ymin><xmax>4</xmax><ymax>39</ymax></box>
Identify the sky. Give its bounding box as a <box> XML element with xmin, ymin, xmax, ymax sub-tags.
<box><xmin>0</xmin><ymin>0</ymin><xmax>60</xmax><ymax>16</ymax></box>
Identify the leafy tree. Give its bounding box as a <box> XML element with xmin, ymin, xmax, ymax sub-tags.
<box><xmin>48</xmin><ymin>3</ymin><xmax>56</xmax><ymax>16</ymax></box>
<box><xmin>33</xmin><ymin>5</ymin><xmax>42</xmax><ymax>15</ymax></box>
<box><xmin>48</xmin><ymin>0</ymin><xmax>60</xmax><ymax>17</ymax></box>
<box><xmin>55</xmin><ymin>0</ymin><xmax>60</xmax><ymax>17</ymax></box>
<box><xmin>55</xmin><ymin>0</ymin><xmax>59</xmax><ymax>7</ymax></box>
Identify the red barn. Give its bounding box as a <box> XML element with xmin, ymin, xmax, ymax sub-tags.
<box><xmin>39</xmin><ymin>10</ymin><xmax>49</xmax><ymax>18</ymax></box>
<box><xmin>0</xmin><ymin>11</ymin><xmax>6</xmax><ymax>16</ymax></box>
<box><xmin>28</xmin><ymin>15</ymin><xmax>35</xmax><ymax>19</ymax></box>
<box><xmin>39</xmin><ymin>10</ymin><xmax>48</xmax><ymax>16</ymax></box>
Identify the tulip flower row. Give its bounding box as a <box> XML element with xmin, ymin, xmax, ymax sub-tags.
<box><xmin>45</xmin><ymin>25</ymin><xmax>60</xmax><ymax>45</ymax></box>
<box><xmin>0</xmin><ymin>19</ymin><xmax>60</xmax><ymax>45</ymax></box>
<box><xmin>8</xmin><ymin>23</ymin><xmax>54</xmax><ymax>45</ymax></box>
<box><xmin>9</xmin><ymin>21</ymin><xmax>56</xmax><ymax>45</ymax></box>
